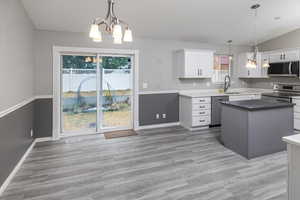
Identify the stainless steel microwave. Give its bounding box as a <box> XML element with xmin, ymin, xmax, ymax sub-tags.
<box><xmin>268</xmin><ymin>61</ymin><xmax>299</xmax><ymax>77</ymax></box>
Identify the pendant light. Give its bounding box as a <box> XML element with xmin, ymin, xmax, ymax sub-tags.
<box><xmin>89</xmin><ymin>0</ymin><xmax>133</xmax><ymax>44</ymax></box>
<box><xmin>262</xmin><ymin>57</ymin><xmax>270</xmax><ymax>68</ymax></box>
<box><xmin>246</xmin><ymin>4</ymin><xmax>260</xmax><ymax>69</ymax></box>
<box><xmin>227</xmin><ymin>40</ymin><xmax>233</xmax><ymax>60</ymax></box>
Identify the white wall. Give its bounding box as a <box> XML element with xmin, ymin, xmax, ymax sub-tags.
<box><xmin>0</xmin><ymin>0</ymin><xmax>35</xmax><ymax>112</ymax></box>
<box><xmin>259</xmin><ymin>28</ymin><xmax>300</xmax><ymax>51</ymax></box>
<box><xmin>34</xmin><ymin>30</ymin><xmax>251</xmax><ymax>96</ymax></box>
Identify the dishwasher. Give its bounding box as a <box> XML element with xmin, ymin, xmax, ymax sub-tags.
<box><xmin>211</xmin><ymin>96</ymin><xmax>229</xmax><ymax>126</ymax></box>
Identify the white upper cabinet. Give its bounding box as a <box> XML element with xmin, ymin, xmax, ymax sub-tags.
<box><xmin>268</xmin><ymin>49</ymin><xmax>300</xmax><ymax>63</ymax></box>
<box><xmin>176</xmin><ymin>49</ymin><xmax>214</xmax><ymax>78</ymax></box>
<box><xmin>237</xmin><ymin>52</ymin><xmax>267</xmax><ymax>78</ymax></box>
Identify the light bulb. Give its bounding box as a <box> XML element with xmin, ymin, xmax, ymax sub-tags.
<box><xmin>113</xmin><ymin>24</ymin><xmax>123</xmax><ymax>39</ymax></box>
<box><xmin>92</xmin><ymin>32</ymin><xmax>102</xmax><ymax>42</ymax></box>
<box><xmin>114</xmin><ymin>36</ymin><xmax>122</xmax><ymax>44</ymax></box>
<box><xmin>262</xmin><ymin>59</ymin><xmax>270</xmax><ymax>68</ymax></box>
<box><xmin>124</xmin><ymin>28</ymin><xmax>133</xmax><ymax>42</ymax></box>
<box><xmin>89</xmin><ymin>24</ymin><xmax>101</xmax><ymax>39</ymax></box>
<box><xmin>246</xmin><ymin>60</ymin><xmax>257</xmax><ymax>68</ymax></box>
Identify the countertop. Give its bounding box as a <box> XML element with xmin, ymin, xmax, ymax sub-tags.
<box><xmin>221</xmin><ymin>99</ymin><xmax>295</xmax><ymax>111</ymax></box>
<box><xmin>283</xmin><ymin>134</ymin><xmax>300</xmax><ymax>147</ymax></box>
<box><xmin>179</xmin><ymin>88</ymin><xmax>272</xmax><ymax>98</ymax></box>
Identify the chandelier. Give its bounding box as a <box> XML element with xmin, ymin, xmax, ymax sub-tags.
<box><xmin>89</xmin><ymin>0</ymin><xmax>133</xmax><ymax>44</ymax></box>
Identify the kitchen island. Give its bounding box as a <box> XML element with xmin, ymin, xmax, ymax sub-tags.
<box><xmin>221</xmin><ymin>99</ymin><xmax>294</xmax><ymax>159</ymax></box>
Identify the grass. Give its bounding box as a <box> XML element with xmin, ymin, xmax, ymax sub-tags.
<box><xmin>63</xmin><ymin>110</ymin><xmax>131</xmax><ymax>132</ymax></box>
<box><xmin>62</xmin><ymin>91</ymin><xmax>132</xmax><ymax>132</ymax></box>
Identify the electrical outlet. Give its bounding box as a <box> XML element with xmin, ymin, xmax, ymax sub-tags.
<box><xmin>162</xmin><ymin>114</ymin><xmax>167</xmax><ymax>119</ymax></box>
<box><xmin>30</xmin><ymin>129</ymin><xmax>33</xmax><ymax>137</ymax></box>
<box><xmin>156</xmin><ymin>114</ymin><xmax>160</xmax><ymax>119</ymax></box>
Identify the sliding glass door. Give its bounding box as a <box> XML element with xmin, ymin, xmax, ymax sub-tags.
<box><xmin>100</xmin><ymin>56</ymin><xmax>133</xmax><ymax>130</ymax></box>
<box><xmin>60</xmin><ymin>53</ymin><xmax>133</xmax><ymax>135</ymax></box>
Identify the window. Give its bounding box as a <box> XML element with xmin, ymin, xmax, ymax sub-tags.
<box><xmin>212</xmin><ymin>55</ymin><xmax>232</xmax><ymax>84</ymax></box>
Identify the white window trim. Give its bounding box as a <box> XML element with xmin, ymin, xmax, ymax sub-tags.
<box><xmin>52</xmin><ymin>46</ymin><xmax>139</xmax><ymax>139</ymax></box>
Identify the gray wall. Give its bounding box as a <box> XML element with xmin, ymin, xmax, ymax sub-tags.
<box><xmin>0</xmin><ymin>102</ymin><xmax>34</xmax><ymax>188</ymax></box>
<box><xmin>34</xmin><ymin>99</ymin><xmax>53</xmax><ymax>138</ymax></box>
<box><xmin>0</xmin><ymin>0</ymin><xmax>35</xmax><ymax>188</ymax></box>
<box><xmin>0</xmin><ymin>0</ymin><xmax>35</xmax><ymax>112</ymax></box>
<box><xmin>139</xmin><ymin>93</ymin><xmax>179</xmax><ymax>126</ymax></box>
<box><xmin>248</xmin><ymin>28</ymin><xmax>300</xmax><ymax>89</ymax></box>
<box><xmin>34</xmin><ymin>30</ymin><xmax>251</xmax><ymax>96</ymax></box>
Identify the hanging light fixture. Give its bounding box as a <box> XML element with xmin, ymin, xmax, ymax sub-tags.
<box><xmin>246</xmin><ymin>4</ymin><xmax>260</xmax><ymax>69</ymax></box>
<box><xmin>227</xmin><ymin>40</ymin><xmax>233</xmax><ymax>60</ymax></box>
<box><xmin>262</xmin><ymin>57</ymin><xmax>270</xmax><ymax>68</ymax></box>
<box><xmin>89</xmin><ymin>0</ymin><xmax>133</xmax><ymax>44</ymax></box>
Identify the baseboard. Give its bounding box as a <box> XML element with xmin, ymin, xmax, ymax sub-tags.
<box><xmin>0</xmin><ymin>139</ymin><xmax>36</xmax><ymax>196</ymax></box>
<box><xmin>188</xmin><ymin>126</ymin><xmax>210</xmax><ymax>131</ymax></box>
<box><xmin>35</xmin><ymin>137</ymin><xmax>53</xmax><ymax>143</ymax></box>
<box><xmin>137</xmin><ymin>122</ymin><xmax>180</xmax><ymax>130</ymax></box>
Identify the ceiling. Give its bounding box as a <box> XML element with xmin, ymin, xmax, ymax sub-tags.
<box><xmin>21</xmin><ymin>0</ymin><xmax>300</xmax><ymax>45</ymax></box>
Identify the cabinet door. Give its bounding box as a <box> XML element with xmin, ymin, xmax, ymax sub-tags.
<box><xmin>269</xmin><ymin>52</ymin><xmax>283</xmax><ymax>63</ymax></box>
<box><xmin>200</xmin><ymin>51</ymin><xmax>214</xmax><ymax>77</ymax></box>
<box><xmin>185</xmin><ymin>52</ymin><xmax>199</xmax><ymax>77</ymax></box>
<box><xmin>261</xmin><ymin>53</ymin><xmax>269</xmax><ymax>77</ymax></box>
<box><xmin>185</xmin><ymin>51</ymin><xmax>213</xmax><ymax>77</ymax></box>
<box><xmin>284</xmin><ymin>50</ymin><xmax>300</xmax><ymax>62</ymax></box>
<box><xmin>237</xmin><ymin>53</ymin><xmax>249</xmax><ymax>77</ymax></box>
<box><xmin>249</xmin><ymin>53</ymin><xmax>262</xmax><ymax>78</ymax></box>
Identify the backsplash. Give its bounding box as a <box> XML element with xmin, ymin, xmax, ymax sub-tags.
<box><xmin>247</xmin><ymin>77</ymin><xmax>300</xmax><ymax>89</ymax></box>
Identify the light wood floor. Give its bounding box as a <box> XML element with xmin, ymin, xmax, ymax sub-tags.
<box><xmin>1</xmin><ymin>127</ymin><xmax>288</xmax><ymax>200</ymax></box>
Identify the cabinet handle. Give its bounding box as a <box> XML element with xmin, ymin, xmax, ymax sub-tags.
<box><xmin>280</xmin><ymin>54</ymin><xmax>282</xmax><ymax>60</ymax></box>
<box><xmin>200</xmin><ymin>69</ymin><xmax>202</xmax><ymax>76</ymax></box>
<box><xmin>199</xmin><ymin>106</ymin><xmax>205</xmax><ymax>108</ymax></box>
<box><xmin>199</xmin><ymin>120</ymin><xmax>205</xmax><ymax>122</ymax></box>
<box><xmin>197</xmin><ymin>69</ymin><xmax>200</xmax><ymax>76</ymax></box>
<box><xmin>248</xmin><ymin>70</ymin><xmax>250</xmax><ymax>76</ymax></box>
<box><xmin>199</xmin><ymin>100</ymin><xmax>205</xmax><ymax>102</ymax></box>
<box><xmin>199</xmin><ymin>112</ymin><xmax>205</xmax><ymax>114</ymax></box>
<box><xmin>284</xmin><ymin>54</ymin><xmax>286</xmax><ymax>60</ymax></box>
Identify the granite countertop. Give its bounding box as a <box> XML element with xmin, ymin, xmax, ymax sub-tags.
<box><xmin>221</xmin><ymin>99</ymin><xmax>295</xmax><ymax>111</ymax></box>
<box><xmin>179</xmin><ymin>88</ymin><xmax>272</xmax><ymax>98</ymax></box>
<box><xmin>283</xmin><ymin>134</ymin><xmax>300</xmax><ymax>147</ymax></box>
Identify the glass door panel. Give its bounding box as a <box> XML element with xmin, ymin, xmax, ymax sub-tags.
<box><xmin>100</xmin><ymin>56</ymin><xmax>133</xmax><ymax>129</ymax></box>
<box><xmin>61</xmin><ymin>55</ymin><xmax>97</xmax><ymax>133</ymax></box>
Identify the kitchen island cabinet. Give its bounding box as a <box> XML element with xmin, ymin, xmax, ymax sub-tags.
<box><xmin>221</xmin><ymin>100</ymin><xmax>294</xmax><ymax>159</ymax></box>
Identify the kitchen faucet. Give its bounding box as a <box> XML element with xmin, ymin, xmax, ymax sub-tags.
<box><xmin>224</xmin><ymin>75</ymin><xmax>231</xmax><ymax>93</ymax></box>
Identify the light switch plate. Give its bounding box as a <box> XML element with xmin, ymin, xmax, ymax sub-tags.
<box><xmin>143</xmin><ymin>82</ymin><xmax>148</xmax><ymax>89</ymax></box>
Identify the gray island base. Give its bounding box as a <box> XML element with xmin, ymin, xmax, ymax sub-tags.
<box><xmin>221</xmin><ymin>100</ymin><xmax>294</xmax><ymax>159</ymax></box>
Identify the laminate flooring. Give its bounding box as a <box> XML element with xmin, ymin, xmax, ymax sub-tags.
<box><xmin>0</xmin><ymin>127</ymin><xmax>288</xmax><ymax>200</ymax></box>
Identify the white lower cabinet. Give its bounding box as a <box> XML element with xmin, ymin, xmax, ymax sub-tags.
<box><xmin>179</xmin><ymin>94</ymin><xmax>262</xmax><ymax>131</ymax></box>
<box><xmin>180</xmin><ymin>96</ymin><xmax>211</xmax><ymax>130</ymax></box>
<box><xmin>292</xmin><ymin>98</ymin><xmax>300</xmax><ymax>130</ymax></box>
